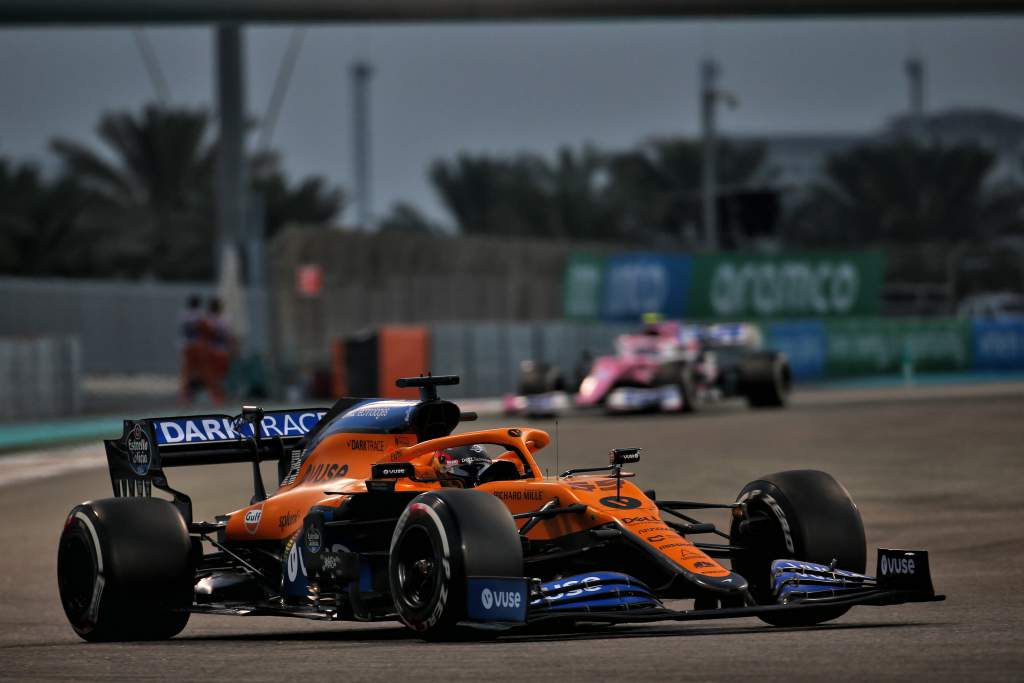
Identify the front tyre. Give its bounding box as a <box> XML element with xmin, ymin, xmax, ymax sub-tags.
<box><xmin>729</xmin><ymin>470</ymin><xmax>866</xmax><ymax>627</ymax></box>
<box><xmin>741</xmin><ymin>351</ymin><xmax>791</xmax><ymax>408</ymax></box>
<box><xmin>654</xmin><ymin>361</ymin><xmax>701</xmax><ymax>413</ymax></box>
<box><xmin>388</xmin><ymin>489</ymin><xmax>523</xmax><ymax>639</ymax></box>
<box><xmin>57</xmin><ymin>498</ymin><xmax>194</xmax><ymax>642</ymax></box>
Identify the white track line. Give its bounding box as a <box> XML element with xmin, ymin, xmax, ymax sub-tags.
<box><xmin>2</xmin><ymin>381</ymin><xmax>1020</xmax><ymax>489</ymax></box>
<box><xmin>0</xmin><ymin>445</ymin><xmax>106</xmax><ymax>489</ymax></box>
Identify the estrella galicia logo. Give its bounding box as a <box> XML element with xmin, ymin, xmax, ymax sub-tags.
<box><xmin>305</xmin><ymin>525</ymin><xmax>322</xmax><ymax>554</ymax></box>
<box><xmin>125</xmin><ymin>423</ymin><xmax>152</xmax><ymax>476</ymax></box>
<box><xmin>600</xmin><ymin>495</ymin><xmax>643</xmax><ymax>510</ymax></box>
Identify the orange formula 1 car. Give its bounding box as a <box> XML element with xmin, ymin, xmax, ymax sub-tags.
<box><xmin>57</xmin><ymin>375</ymin><xmax>942</xmax><ymax>641</ymax></box>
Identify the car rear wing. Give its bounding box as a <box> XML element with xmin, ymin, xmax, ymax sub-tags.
<box><xmin>104</xmin><ymin>407</ymin><xmax>328</xmax><ymax>523</ymax></box>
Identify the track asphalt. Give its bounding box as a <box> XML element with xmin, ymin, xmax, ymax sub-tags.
<box><xmin>1</xmin><ymin>383</ymin><xmax>1022</xmax><ymax>681</ymax></box>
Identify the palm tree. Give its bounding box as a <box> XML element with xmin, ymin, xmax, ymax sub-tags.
<box><xmin>607</xmin><ymin>137</ymin><xmax>767</xmax><ymax>244</ymax></box>
<box><xmin>0</xmin><ymin>159</ymin><xmax>92</xmax><ymax>276</ymax></box>
<box><xmin>377</xmin><ymin>202</ymin><xmax>443</xmax><ymax>235</ymax></box>
<box><xmin>52</xmin><ymin>105</ymin><xmax>216</xmax><ymax>278</ymax></box>
<box><xmin>50</xmin><ymin>105</ymin><xmax>344</xmax><ymax>279</ymax></box>
<box><xmin>547</xmin><ymin>145</ymin><xmax>621</xmax><ymax>241</ymax></box>
<box><xmin>429</xmin><ymin>145</ymin><xmax>620</xmax><ymax>241</ymax></box>
<box><xmin>786</xmin><ymin>140</ymin><xmax>996</xmax><ymax>246</ymax></box>
<box><xmin>429</xmin><ymin>154</ymin><xmax>520</xmax><ymax>236</ymax></box>
<box><xmin>250</xmin><ymin>151</ymin><xmax>344</xmax><ymax>239</ymax></box>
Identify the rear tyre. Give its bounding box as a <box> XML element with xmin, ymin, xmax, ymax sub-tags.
<box><xmin>741</xmin><ymin>351</ymin><xmax>791</xmax><ymax>408</ymax></box>
<box><xmin>388</xmin><ymin>488</ymin><xmax>523</xmax><ymax>640</ymax></box>
<box><xmin>57</xmin><ymin>497</ymin><xmax>194</xmax><ymax>642</ymax></box>
<box><xmin>729</xmin><ymin>470</ymin><xmax>866</xmax><ymax>627</ymax></box>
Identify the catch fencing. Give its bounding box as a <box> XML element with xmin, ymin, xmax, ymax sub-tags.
<box><xmin>269</xmin><ymin>229</ymin><xmax>618</xmax><ymax>370</ymax></box>
<box><xmin>0</xmin><ymin>336</ymin><xmax>81</xmax><ymax>419</ymax></box>
<box><xmin>0</xmin><ymin>277</ymin><xmax>220</xmax><ymax>375</ymax></box>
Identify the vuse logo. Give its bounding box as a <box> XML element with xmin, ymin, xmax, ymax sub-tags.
<box><xmin>880</xmin><ymin>555</ymin><xmax>916</xmax><ymax>576</ymax></box>
<box><xmin>480</xmin><ymin>587</ymin><xmax>521</xmax><ymax>611</ymax></box>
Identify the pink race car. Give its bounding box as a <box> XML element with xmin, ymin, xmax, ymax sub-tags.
<box><xmin>507</xmin><ymin>321</ymin><xmax>790</xmax><ymax>416</ymax></box>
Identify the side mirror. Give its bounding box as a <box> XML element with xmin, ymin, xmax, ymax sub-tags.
<box><xmin>240</xmin><ymin>405</ymin><xmax>264</xmax><ymax>424</ymax></box>
<box><xmin>609</xmin><ymin>447</ymin><xmax>641</xmax><ymax>465</ymax></box>
<box><xmin>235</xmin><ymin>405</ymin><xmax>265</xmax><ymax>439</ymax></box>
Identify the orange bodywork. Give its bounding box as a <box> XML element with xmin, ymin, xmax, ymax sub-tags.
<box><xmin>224</xmin><ymin>425</ymin><xmax>730</xmax><ymax>582</ymax></box>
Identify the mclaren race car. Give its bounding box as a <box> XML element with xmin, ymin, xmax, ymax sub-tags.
<box><xmin>58</xmin><ymin>375</ymin><xmax>940</xmax><ymax>641</ymax></box>
<box><xmin>507</xmin><ymin>320</ymin><xmax>791</xmax><ymax>417</ymax></box>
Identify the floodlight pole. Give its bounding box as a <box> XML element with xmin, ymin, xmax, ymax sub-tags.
<box><xmin>216</xmin><ymin>25</ymin><xmax>271</xmax><ymax>377</ymax></box>
<box><xmin>215</xmin><ymin>24</ymin><xmax>249</xmax><ymax>270</ymax></box>
<box><xmin>351</xmin><ymin>60</ymin><xmax>374</xmax><ymax>231</ymax></box>
<box><xmin>905</xmin><ymin>56</ymin><xmax>926</xmax><ymax>137</ymax></box>
<box><xmin>700</xmin><ymin>59</ymin><xmax>718</xmax><ymax>251</ymax></box>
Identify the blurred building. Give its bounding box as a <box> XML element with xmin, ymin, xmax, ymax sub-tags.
<box><xmin>739</xmin><ymin>107</ymin><xmax>1024</xmax><ymax>193</ymax></box>
<box><xmin>743</xmin><ymin>133</ymin><xmax>863</xmax><ymax>190</ymax></box>
<box><xmin>887</xmin><ymin>108</ymin><xmax>1024</xmax><ymax>186</ymax></box>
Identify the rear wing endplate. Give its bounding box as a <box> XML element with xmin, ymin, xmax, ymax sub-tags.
<box><xmin>104</xmin><ymin>408</ymin><xmax>328</xmax><ymax>523</ymax></box>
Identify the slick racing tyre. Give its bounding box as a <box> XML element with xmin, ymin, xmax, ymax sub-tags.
<box><xmin>57</xmin><ymin>497</ymin><xmax>194</xmax><ymax>641</ymax></box>
<box><xmin>517</xmin><ymin>361</ymin><xmax>564</xmax><ymax>396</ymax></box>
<box><xmin>729</xmin><ymin>470</ymin><xmax>866</xmax><ymax>627</ymax></box>
<box><xmin>740</xmin><ymin>351</ymin><xmax>791</xmax><ymax>408</ymax></box>
<box><xmin>389</xmin><ymin>488</ymin><xmax>523</xmax><ymax>640</ymax></box>
<box><xmin>654</xmin><ymin>361</ymin><xmax>701</xmax><ymax>413</ymax></box>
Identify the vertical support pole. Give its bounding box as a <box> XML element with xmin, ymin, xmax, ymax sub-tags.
<box><xmin>905</xmin><ymin>56</ymin><xmax>926</xmax><ymax>138</ymax></box>
<box><xmin>351</xmin><ymin>61</ymin><xmax>374</xmax><ymax>231</ymax></box>
<box><xmin>700</xmin><ymin>59</ymin><xmax>718</xmax><ymax>251</ymax></box>
<box><xmin>246</xmin><ymin>193</ymin><xmax>268</xmax><ymax>357</ymax></box>
<box><xmin>215</xmin><ymin>24</ymin><xmax>249</xmax><ymax>274</ymax></box>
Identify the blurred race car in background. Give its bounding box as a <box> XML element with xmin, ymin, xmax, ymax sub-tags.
<box><xmin>507</xmin><ymin>320</ymin><xmax>791</xmax><ymax>417</ymax></box>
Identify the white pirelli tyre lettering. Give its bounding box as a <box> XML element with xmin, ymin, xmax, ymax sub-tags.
<box><xmin>391</xmin><ymin>502</ymin><xmax>452</xmax><ymax>631</ymax></box>
<box><xmin>74</xmin><ymin>511</ymin><xmax>106</xmax><ymax>627</ymax></box>
<box><xmin>738</xmin><ymin>489</ymin><xmax>795</xmax><ymax>555</ymax></box>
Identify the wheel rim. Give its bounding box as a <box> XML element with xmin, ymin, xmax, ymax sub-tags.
<box><xmin>394</xmin><ymin>526</ymin><xmax>441</xmax><ymax>611</ymax></box>
<box><xmin>681</xmin><ymin>367</ymin><xmax>700</xmax><ymax>407</ymax></box>
<box><xmin>58</xmin><ymin>531</ymin><xmax>97</xmax><ymax>621</ymax></box>
<box><xmin>732</xmin><ymin>497</ymin><xmax>791</xmax><ymax>602</ymax></box>
<box><xmin>773</xmin><ymin>360</ymin><xmax>791</xmax><ymax>399</ymax></box>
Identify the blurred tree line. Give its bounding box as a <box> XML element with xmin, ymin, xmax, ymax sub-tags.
<box><xmin>4</xmin><ymin>102</ymin><xmax>1022</xmax><ymax>283</ymax></box>
<box><xmin>784</xmin><ymin>141</ymin><xmax>1023</xmax><ymax>246</ymax></box>
<box><xmin>382</xmin><ymin>135</ymin><xmax>1023</xmax><ymax>250</ymax></box>
<box><xmin>0</xmin><ymin>105</ymin><xmax>343</xmax><ymax>280</ymax></box>
<box><xmin>380</xmin><ymin>139</ymin><xmax>768</xmax><ymax>246</ymax></box>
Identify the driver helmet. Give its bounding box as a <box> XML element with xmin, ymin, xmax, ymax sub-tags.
<box><xmin>434</xmin><ymin>444</ymin><xmax>491</xmax><ymax>487</ymax></box>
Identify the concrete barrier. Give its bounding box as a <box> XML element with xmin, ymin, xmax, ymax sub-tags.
<box><xmin>0</xmin><ymin>336</ymin><xmax>81</xmax><ymax>420</ymax></box>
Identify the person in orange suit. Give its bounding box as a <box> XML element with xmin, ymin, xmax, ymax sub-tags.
<box><xmin>203</xmin><ymin>297</ymin><xmax>235</xmax><ymax>406</ymax></box>
<box><xmin>178</xmin><ymin>295</ymin><xmax>205</xmax><ymax>405</ymax></box>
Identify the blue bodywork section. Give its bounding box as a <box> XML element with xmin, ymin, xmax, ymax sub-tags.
<box><xmin>530</xmin><ymin>572</ymin><xmax>662</xmax><ymax>613</ymax></box>
<box><xmin>303</xmin><ymin>399</ymin><xmax>419</xmax><ymax>453</ymax></box>
<box><xmin>466</xmin><ymin>578</ymin><xmax>529</xmax><ymax>623</ymax></box>
<box><xmin>771</xmin><ymin>559</ymin><xmax>875</xmax><ymax>604</ymax></box>
<box><xmin>153</xmin><ymin>410</ymin><xmax>326</xmax><ymax>445</ymax></box>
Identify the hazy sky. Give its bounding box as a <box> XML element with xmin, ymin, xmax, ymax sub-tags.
<box><xmin>1</xmin><ymin>16</ymin><xmax>1022</xmax><ymax>224</ymax></box>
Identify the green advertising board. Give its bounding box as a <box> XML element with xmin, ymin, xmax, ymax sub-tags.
<box><xmin>825</xmin><ymin>318</ymin><xmax>969</xmax><ymax>375</ymax></box>
<box><xmin>687</xmin><ymin>251</ymin><xmax>886</xmax><ymax>319</ymax></box>
<box><xmin>563</xmin><ymin>252</ymin><xmax>605</xmax><ymax>319</ymax></box>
